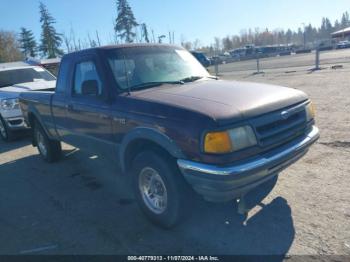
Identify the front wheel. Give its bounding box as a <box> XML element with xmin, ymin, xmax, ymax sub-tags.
<box><xmin>34</xmin><ymin>120</ymin><xmax>62</xmax><ymax>162</ymax></box>
<box><xmin>131</xmin><ymin>151</ymin><xmax>191</xmax><ymax>228</ymax></box>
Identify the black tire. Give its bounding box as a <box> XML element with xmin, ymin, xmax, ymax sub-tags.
<box><xmin>0</xmin><ymin>115</ymin><xmax>14</xmax><ymax>142</ymax></box>
<box><xmin>131</xmin><ymin>150</ymin><xmax>191</xmax><ymax>228</ymax></box>
<box><xmin>33</xmin><ymin>120</ymin><xmax>62</xmax><ymax>162</ymax></box>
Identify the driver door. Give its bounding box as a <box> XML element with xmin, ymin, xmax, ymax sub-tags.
<box><xmin>65</xmin><ymin>56</ymin><xmax>114</xmax><ymax>156</ymax></box>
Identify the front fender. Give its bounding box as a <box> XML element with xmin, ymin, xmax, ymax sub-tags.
<box><xmin>119</xmin><ymin>127</ymin><xmax>185</xmax><ymax>172</ymax></box>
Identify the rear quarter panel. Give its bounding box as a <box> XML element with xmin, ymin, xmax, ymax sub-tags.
<box><xmin>19</xmin><ymin>91</ymin><xmax>57</xmax><ymax>138</ymax></box>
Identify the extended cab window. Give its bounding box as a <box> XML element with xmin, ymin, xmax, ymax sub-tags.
<box><xmin>73</xmin><ymin>60</ymin><xmax>102</xmax><ymax>96</ymax></box>
<box><xmin>55</xmin><ymin>59</ymin><xmax>70</xmax><ymax>93</ymax></box>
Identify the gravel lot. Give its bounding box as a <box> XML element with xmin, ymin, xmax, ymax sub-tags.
<box><xmin>1</xmin><ymin>49</ymin><xmax>350</xmax><ymax>256</ymax></box>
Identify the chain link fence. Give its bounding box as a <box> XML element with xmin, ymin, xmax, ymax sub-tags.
<box><xmin>209</xmin><ymin>48</ymin><xmax>350</xmax><ymax>75</ymax></box>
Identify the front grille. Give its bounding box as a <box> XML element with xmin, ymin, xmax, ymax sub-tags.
<box><xmin>251</xmin><ymin>103</ymin><xmax>308</xmax><ymax>148</ymax></box>
<box><xmin>8</xmin><ymin>119</ymin><xmax>23</xmax><ymax>126</ymax></box>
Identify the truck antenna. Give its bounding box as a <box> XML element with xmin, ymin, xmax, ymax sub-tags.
<box><xmin>123</xmin><ymin>55</ymin><xmax>131</xmax><ymax>95</ymax></box>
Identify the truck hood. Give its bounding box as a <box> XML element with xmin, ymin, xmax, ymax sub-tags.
<box><xmin>0</xmin><ymin>80</ymin><xmax>56</xmax><ymax>100</ymax></box>
<box><xmin>132</xmin><ymin>79</ymin><xmax>308</xmax><ymax>124</ymax></box>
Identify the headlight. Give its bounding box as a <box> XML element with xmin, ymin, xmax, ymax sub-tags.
<box><xmin>204</xmin><ymin>125</ymin><xmax>257</xmax><ymax>154</ymax></box>
<box><xmin>305</xmin><ymin>102</ymin><xmax>316</xmax><ymax>122</ymax></box>
<box><xmin>1</xmin><ymin>98</ymin><xmax>19</xmax><ymax>110</ymax></box>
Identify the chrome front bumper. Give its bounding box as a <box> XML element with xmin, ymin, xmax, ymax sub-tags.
<box><xmin>177</xmin><ymin>126</ymin><xmax>319</xmax><ymax>202</ymax></box>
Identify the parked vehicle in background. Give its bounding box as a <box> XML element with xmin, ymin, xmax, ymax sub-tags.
<box><xmin>27</xmin><ymin>57</ymin><xmax>61</xmax><ymax>76</ymax></box>
<box><xmin>277</xmin><ymin>45</ymin><xmax>293</xmax><ymax>56</ymax></box>
<box><xmin>295</xmin><ymin>48</ymin><xmax>312</xmax><ymax>54</ymax></box>
<box><xmin>229</xmin><ymin>45</ymin><xmax>292</xmax><ymax>61</ymax></box>
<box><xmin>256</xmin><ymin>46</ymin><xmax>282</xmax><ymax>58</ymax></box>
<box><xmin>230</xmin><ymin>45</ymin><xmax>256</xmax><ymax>60</ymax></box>
<box><xmin>209</xmin><ymin>56</ymin><xmax>221</xmax><ymax>65</ymax></box>
<box><xmin>229</xmin><ymin>48</ymin><xmax>245</xmax><ymax>60</ymax></box>
<box><xmin>190</xmin><ymin>51</ymin><xmax>211</xmax><ymax>67</ymax></box>
<box><xmin>317</xmin><ymin>40</ymin><xmax>334</xmax><ymax>51</ymax></box>
<box><xmin>20</xmin><ymin>44</ymin><xmax>319</xmax><ymax>228</ymax></box>
<box><xmin>0</xmin><ymin>64</ymin><xmax>56</xmax><ymax>141</ymax></box>
<box><xmin>278</xmin><ymin>50</ymin><xmax>292</xmax><ymax>56</ymax></box>
<box><xmin>336</xmin><ymin>40</ymin><xmax>350</xmax><ymax>49</ymax></box>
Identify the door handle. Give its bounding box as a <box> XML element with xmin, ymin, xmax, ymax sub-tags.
<box><xmin>65</xmin><ymin>104</ymin><xmax>74</xmax><ymax>111</ymax></box>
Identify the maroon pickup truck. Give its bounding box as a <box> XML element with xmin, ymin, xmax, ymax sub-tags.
<box><xmin>19</xmin><ymin>44</ymin><xmax>319</xmax><ymax>228</ymax></box>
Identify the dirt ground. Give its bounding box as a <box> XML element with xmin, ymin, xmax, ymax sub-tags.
<box><xmin>0</xmin><ymin>50</ymin><xmax>350</xmax><ymax>256</ymax></box>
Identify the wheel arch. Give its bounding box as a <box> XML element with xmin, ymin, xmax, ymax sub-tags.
<box><xmin>26</xmin><ymin>107</ymin><xmax>53</xmax><ymax>145</ymax></box>
<box><xmin>119</xmin><ymin>127</ymin><xmax>185</xmax><ymax>174</ymax></box>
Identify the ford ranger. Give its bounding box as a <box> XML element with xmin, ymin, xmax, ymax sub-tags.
<box><xmin>19</xmin><ymin>44</ymin><xmax>319</xmax><ymax>227</ymax></box>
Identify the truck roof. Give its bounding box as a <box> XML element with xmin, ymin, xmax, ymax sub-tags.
<box><xmin>62</xmin><ymin>43</ymin><xmax>182</xmax><ymax>59</ymax></box>
<box><xmin>94</xmin><ymin>43</ymin><xmax>179</xmax><ymax>50</ymax></box>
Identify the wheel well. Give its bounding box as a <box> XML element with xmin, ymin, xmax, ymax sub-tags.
<box><xmin>124</xmin><ymin>139</ymin><xmax>174</xmax><ymax>172</ymax></box>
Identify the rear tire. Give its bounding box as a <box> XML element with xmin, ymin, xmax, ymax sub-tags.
<box><xmin>34</xmin><ymin>120</ymin><xmax>62</xmax><ymax>162</ymax></box>
<box><xmin>131</xmin><ymin>150</ymin><xmax>191</xmax><ymax>228</ymax></box>
<box><xmin>0</xmin><ymin>115</ymin><xmax>14</xmax><ymax>142</ymax></box>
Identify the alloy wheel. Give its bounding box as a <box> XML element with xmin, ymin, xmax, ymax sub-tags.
<box><xmin>138</xmin><ymin>167</ymin><xmax>168</xmax><ymax>214</ymax></box>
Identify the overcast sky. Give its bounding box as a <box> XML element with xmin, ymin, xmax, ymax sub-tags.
<box><xmin>2</xmin><ymin>0</ymin><xmax>350</xmax><ymax>46</ymax></box>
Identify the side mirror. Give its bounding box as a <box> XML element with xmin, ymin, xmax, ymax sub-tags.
<box><xmin>81</xmin><ymin>80</ymin><xmax>98</xmax><ymax>96</ymax></box>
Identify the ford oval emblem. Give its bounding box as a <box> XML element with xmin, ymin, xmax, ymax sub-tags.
<box><xmin>281</xmin><ymin>110</ymin><xmax>290</xmax><ymax>120</ymax></box>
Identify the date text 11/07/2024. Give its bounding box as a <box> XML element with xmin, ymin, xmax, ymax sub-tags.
<box><xmin>127</xmin><ymin>256</ymin><xmax>220</xmax><ymax>261</ymax></box>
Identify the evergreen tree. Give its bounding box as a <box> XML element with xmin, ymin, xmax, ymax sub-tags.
<box><xmin>285</xmin><ymin>29</ymin><xmax>293</xmax><ymax>44</ymax></box>
<box><xmin>334</xmin><ymin>20</ymin><xmax>341</xmax><ymax>31</ymax></box>
<box><xmin>141</xmin><ymin>23</ymin><xmax>150</xmax><ymax>43</ymax></box>
<box><xmin>341</xmin><ymin>11</ymin><xmax>350</xmax><ymax>27</ymax></box>
<box><xmin>319</xmin><ymin>18</ymin><xmax>333</xmax><ymax>39</ymax></box>
<box><xmin>19</xmin><ymin>27</ymin><xmax>37</xmax><ymax>58</ymax></box>
<box><xmin>114</xmin><ymin>0</ymin><xmax>139</xmax><ymax>43</ymax></box>
<box><xmin>39</xmin><ymin>2</ymin><xmax>63</xmax><ymax>58</ymax></box>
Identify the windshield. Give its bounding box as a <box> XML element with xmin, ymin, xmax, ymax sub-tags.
<box><xmin>105</xmin><ymin>46</ymin><xmax>210</xmax><ymax>91</ymax></box>
<box><xmin>0</xmin><ymin>67</ymin><xmax>56</xmax><ymax>88</ymax></box>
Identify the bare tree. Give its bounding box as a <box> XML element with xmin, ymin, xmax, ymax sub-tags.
<box><xmin>96</xmin><ymin>31</ymin><xmax>101</xmax><ymax>46</ymax></box>
<box><xmin>87</xmin><ymin>33</ymin><xmax>98</xmax><ymax>48</ymax></box>
<box><xmin>0</xmin><ymin>30</ymin><xmax>23</xmax><ymax>62</ymax></box>
<box><xmin>192</xmin><ymin>39</ymin><xmax>201</xmax><ymax>50</ymax></box>
<box><xmin>151</xmin><ymin>29</ymin><xmax>156</xmax><ymax>43</ymax></box>
<box><xmin>140</xmin><ymin>23</ymin><xmax>150</xmax><ymax>43</ymax></box>
<box><xmin>182</xmin><ymin>42</ymin><xmax>192</xmax><ymax>50</ymax></box>
<box><xmin>213</xmin><ymin>37</ymin><xmax>221</xmax><ymax>53</ymax></box>
<box><xmin>158</xmin><ymin>35</ymin><xmax>166</xmax><ymax>43</ymax></box>
<box><xmin>62</xmin><ymin>32</ymin><xmax>72</xmax><ymax>53</ymax></box>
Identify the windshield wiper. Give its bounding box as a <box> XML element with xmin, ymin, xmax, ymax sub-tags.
<box><xmin>130</xmin><ymin>81</ymin><xmax>184</xmax><ymax>91</ymax></box>
<box><xmin>178</xmin><ymin>76</ymin><xmax>204</xmax><ymax>83</ymax></box>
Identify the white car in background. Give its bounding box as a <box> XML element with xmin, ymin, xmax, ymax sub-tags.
<box><xmin>0</xmin><ymin>64</ymin><xmax>56</xmax><ymax>141</ymax></box>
